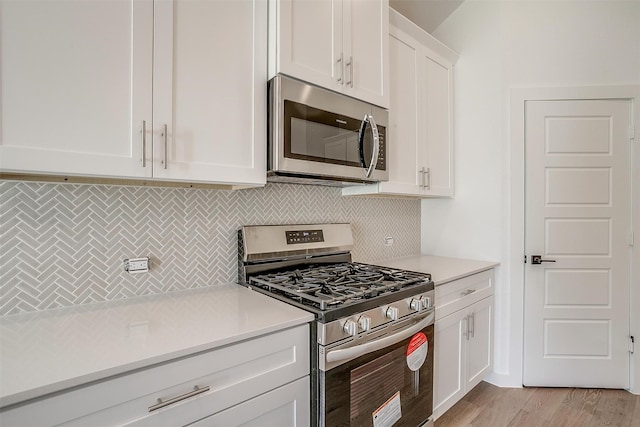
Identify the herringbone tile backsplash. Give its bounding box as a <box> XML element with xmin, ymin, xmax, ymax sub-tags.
<box><xmin>0</xmin><ymin>181</ymin><xmax>421</xmax><ymax>316</ymax></box>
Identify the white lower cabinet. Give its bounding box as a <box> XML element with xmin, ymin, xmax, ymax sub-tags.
<box><xmin>0</xmin><ymin>325</ymin><xmax>310</xmax><ymax>427</ymax></box>
<box><xmin>433</xmin><ymin>270</ymin><xmax>494</xmax><ymax>420</ymax></box>
<box><xmin>191</xmin><ymin>376</ymin><xmax>309</xmax><ymax>427</ymax></box>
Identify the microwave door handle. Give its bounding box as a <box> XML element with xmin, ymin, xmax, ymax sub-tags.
<box><xmin>366</xmin><ymin>114</ymin><xmax>380</xmax><ymax>178</ymax></box>
<box><xmin>358</xmin><ymin>114</ymin><xmax>380</xmax><ymax>178</ymax></box>
<box><xmin>358</xmin><ymin>118</ymin><xmax>367</xmax><ymax>170</ymax></box>
<box><xmin>326</xmin><ymin>311</ymin><xmax>434</xmax><ymax>364</ymax></box>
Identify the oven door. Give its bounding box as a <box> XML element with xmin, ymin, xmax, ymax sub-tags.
<box><xmin>319</xmin><ymin>312</ymin><xmax>434</xmax><ymax>427</ymax></box>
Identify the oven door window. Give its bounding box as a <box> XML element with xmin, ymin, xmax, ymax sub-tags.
<box><xmin>321</xmin><ymin>325</ymin><xmax>434</xmax><ymax>427</ymax></box>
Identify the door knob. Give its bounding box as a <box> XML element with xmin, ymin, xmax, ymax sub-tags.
<box><xmin>531</xmin><ymin>255</ymin><xmax>556</xmax><ymax>265</ymax></box>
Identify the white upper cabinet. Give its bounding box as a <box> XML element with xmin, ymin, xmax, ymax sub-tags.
<box><xmin>342</xmin><ymin>8</ymin><xmax>457</xmax><ymax>198</ymax></box>
<box><xmin>152</xmin><ymin>0</ymin><xmax>266</xmax><ymax>185</ymax></box>
<box><xmin>0</xmin><ymin>0</ymin><xmax>266</xmax><ymax>187</ymax></box>
<box><xmin>0</xmin><ymin>0</ymin><xmax>153</xmax><ymax>178</ymax></box>
<box><xmin>270</xmin><ymin>0</ymin><xmax>389</xmax><ymax>108</ymax></box>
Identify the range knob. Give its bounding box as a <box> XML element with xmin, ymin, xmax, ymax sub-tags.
<box><xmin>410</xmin><ymin>298</ymin><xmax>422</xmax><ymax>312</ymax></box>
<box><xmin>358</xmin><ymin>316</ymin><xmax>372</xmax><ymax>332</ymax></box>
<box><xmin>420</xmin><ymin>296</ymin><xmax>432</xmax><ymax>310</ymax></box>
<box><xmin>343</xmin><ymin>319</ymin><xmax>358</xmax><ymax>336</ymax></box>
<box><xmin>385</xmin><ymin>306</ymin><xmax>400</xmax><ymax>321</ymax></box>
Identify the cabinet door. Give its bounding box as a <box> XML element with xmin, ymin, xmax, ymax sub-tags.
<box><xmin>466</xmin><ymin>296</ymin><xmax>493</xmax><ymax>391</ymax></box>
<box><xmin>342</xmin><ymin>0</ymin><xmax>389</xmax><ymax>108</ymax></box>
<box><xmin>274</xmin><ymin>0</ymin><xmax>342</xmax><ymax>94</ymax></box>
<box><xmin>422</xmin><ymin>54</ymin><xmax>454</xmax><ymax>197</ymax></box>
<box><xmin>153</xmin><ymin>0</ymin><xmax>266</xmax><ymax>185</ymax></box>
<box><xmin>191</xmin><ymin>377</ymin><xmax>310</xmax><ymax>427</ymax></box>
<box><xmin>383</xmin><ymin>27</ymin><xmax>422</xmax><ymax>194</ymax></box>
<box><xmin>342</xmin><ymin>9</ymin><xmax>455</xmax><ymax>199</ymax></box>
<box><xmin>0</xmin><ymin>0</ymin><xmax>153</xmax><ymax>178</ymax></box>
<box><xmin>433</xmin><ymin>309</ymin><xmax>467</xmax><ymax>420</ymax></box>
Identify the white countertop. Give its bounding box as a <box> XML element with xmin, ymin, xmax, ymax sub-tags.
<box><xmin>376</xmin><ymin>255</ymin><xmax>499</xmax><ymax>285</ymax></box>
<box><xmin>0</xmin><ymin>284</ymin><xmax>313</xmax><ymax>408</ymax></box>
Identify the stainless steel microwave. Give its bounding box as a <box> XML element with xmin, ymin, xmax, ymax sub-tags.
<box><xmin>268</xmin><ymin>75</ymin><xmax>389</xmax><ymax>186</ymax></box>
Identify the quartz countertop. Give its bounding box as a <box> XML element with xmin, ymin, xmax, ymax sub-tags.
<box><xmin>0</xmin><ymin>284</ymin><xmax>314</xmax><ymax>408</ymax></box>
<box><xmin>376</xmin><ymin>255</ymin><xmax>499</xmax><ymax>285</ymax></box>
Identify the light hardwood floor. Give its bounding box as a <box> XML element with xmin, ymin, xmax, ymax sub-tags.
<box><xmin>435</xmin><ymin>381</ymin><xmax>640</xmax><ymax>427</ymax></box>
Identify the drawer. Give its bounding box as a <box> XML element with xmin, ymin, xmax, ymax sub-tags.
<box><xmin>0</xmin><ymin>324</ymin><xmax>309</xmax><ymax>427</ymax></box>
<box><xmin>435</xmin><ymin>269</ymin><xmax>494</xmax><ymax>320</ymax></box>
<box><xmin>191</xmin><ymin>376</ymin><xmax>310</xmax><ymax>426</ymax></box>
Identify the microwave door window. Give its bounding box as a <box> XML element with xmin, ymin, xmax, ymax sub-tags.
<box><xmin>290</xmin><ymin>117</ymin><xmax>360</xmax><ymax>165</ymax></box>
<box><xmin>324</xmin><ymin>133</ymin><xmax>360</xmax><ymax>164</ymax></box>
<box><xmin>285</xmin><ymin>100</ymin><xmax>361</xmax><ymax>167</ymax></box>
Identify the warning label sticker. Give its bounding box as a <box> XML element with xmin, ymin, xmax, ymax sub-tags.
<box><xmin>406</xmin><ymin>332</ymin><xmax>428</xmax><ymax>371</ymax></box>
<box><xmin>372</xmin><ymin>391</ymin><xmax>402</xmax><ymax>427</ymax></box>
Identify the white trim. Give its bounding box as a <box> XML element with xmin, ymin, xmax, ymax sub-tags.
<box><xmin>509</xmin><ymin>85</ymin><xmax>640</xmax><ymax>393</ymax></box>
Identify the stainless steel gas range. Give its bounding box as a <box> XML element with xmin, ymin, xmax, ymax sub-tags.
<box><xmin>238</xmin><ymin>223</ymin><xmax>435</xmax><ymax>427</ymax></box>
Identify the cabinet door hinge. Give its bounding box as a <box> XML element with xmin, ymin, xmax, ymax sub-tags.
<box><xmin>630</xmin><ymin>336</ymin><xmax>635</xmax><ymax>354</ymax></box>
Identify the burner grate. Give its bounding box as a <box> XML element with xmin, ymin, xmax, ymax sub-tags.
<box><xmin>248</xmin><ymin>262</ymin><xmax>430</xmax><ymax>310</ymax></box>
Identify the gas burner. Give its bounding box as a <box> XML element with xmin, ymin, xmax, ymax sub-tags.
<box><xmin>248</xmin><ymin>262</ymin><xmax>431</xmax><ymax>311</ymax></box>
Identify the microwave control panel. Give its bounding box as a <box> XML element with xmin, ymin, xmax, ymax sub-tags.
<box><xmin>376</xmin><ymin>126</ymin><xmax>386</xmax><ymax>170</ymax></box>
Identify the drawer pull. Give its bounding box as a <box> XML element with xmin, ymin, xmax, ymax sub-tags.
<box><xmin>461</xmin><ymin>289</ymin><xmax>476</xmax><ymax>296</ymax></box>
<box><xmin>148</xmin><ymin>385</ymin><xmax>210</xmax><ymax>412</ymax></box>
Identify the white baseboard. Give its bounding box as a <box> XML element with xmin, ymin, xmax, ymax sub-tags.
<box><xmin>484</xmin><ymin>371</ymin><xmax>522</xmax><ymax>388</ymax></box>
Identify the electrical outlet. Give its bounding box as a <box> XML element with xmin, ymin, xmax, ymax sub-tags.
<box><xmin>384</xmin><ymin>236</ymin><xmax>394</xmax><ymax>246</ymax></box>
<box><xmin>124</xmin><ymin>257</ymin><xmax>150</xmax><ymax>274</ymax></box>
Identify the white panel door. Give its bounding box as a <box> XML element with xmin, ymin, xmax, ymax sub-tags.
<box><xmin>152</xmin><ymin>0</ymin><xmax>266</xmax><ymax>185</ymax></box>
<box><xmin>524</xmin><ymin>99</ymin><xmax>632</xmax><ymax>387</ymax></box>
<box><xmin>0</xmin><ymin>0</ymin><xmax>153</xmax><ymax>178</ymax></box>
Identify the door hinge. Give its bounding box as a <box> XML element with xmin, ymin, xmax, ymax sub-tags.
<box><xmin>630</xmin><ymin>336</ymin><xmax>635</xmax><ymax>354</ymax></box>
<box><xmin>524</xmin><ymin>255</ymin><xmax>527</xmax><ymax>264</ymax></box>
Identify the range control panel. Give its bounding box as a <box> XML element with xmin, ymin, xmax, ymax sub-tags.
<box><xmin>285</xmin><ymin>229</ymin><xmax>324</xmax><ymax>244</ymax></box>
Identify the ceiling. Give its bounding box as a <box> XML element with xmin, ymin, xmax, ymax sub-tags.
<box><xmin>389</xmin><ymin>0</ymin><xmax>464</xmax><ymax>33</ymax></box>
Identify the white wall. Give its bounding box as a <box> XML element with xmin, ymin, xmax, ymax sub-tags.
<box><xmin>424</xmin><ymin>0</ymin><xmax>640</xmax><ymax>388</ymax></box>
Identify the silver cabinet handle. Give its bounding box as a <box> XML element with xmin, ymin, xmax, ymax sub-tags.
<box><xmin>425</xmin><ymin>167</ymin><xmax>431</xmax><ymax>190</ymax></box>
<box><xmin>463</xmin><ymin>315</ymin><xmax>469</xmax><ymax>340</ymax></box>
<box><xmin>140</xmin><ymin>120</ymin><xmax>147</xmax><ymax>167</ymax></box>
<box><xmin>470</xmin><ymin>312</ymin><xmax>475</xmax><ymax>338</ymax></box>
<box><xmin>419</xmin><ymin>167</ymin><xmax>426</xmax><ymax>188</ymax></box>
<box><xmin>162</xmin><ymin>124</ymin><xmax>168</xmax><ymax>169</ymax></box>
<box><xmin>346</xmin><ymin>56</ymin><xmax>353</xmax><ymax>87</ymax></box>
<box><xmin>148</xmin><ymin>385</ymin><xmax>210</xmax><ymax>412</ymax></box>
<box><xmin>461</xmin><ymin>289</ymin><xmax>476</xmax><ymax>297</ymax></box>
<box><xmin>337</xmin><ymin>54</ymin><xmax>344</xmax><ymax>84</ymax></box>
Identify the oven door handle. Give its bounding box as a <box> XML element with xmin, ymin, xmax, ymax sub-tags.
<box><xmin>326</xmin><ymin>311</ymin><xmax>434</xmax><ymax>364</ymax></box>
